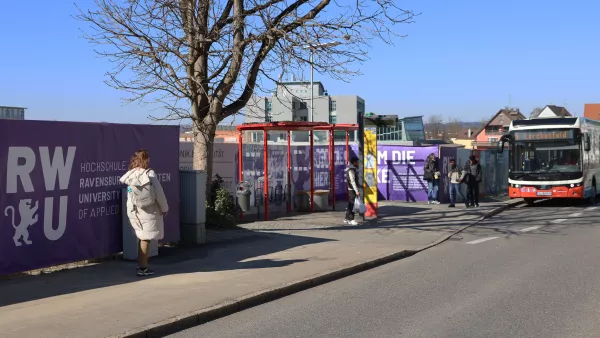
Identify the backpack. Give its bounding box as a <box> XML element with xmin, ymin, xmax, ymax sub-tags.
<box><xmin>129</xmin><ymin>169</ymin><xmax>156</xmax><ymax>209</ymax></box>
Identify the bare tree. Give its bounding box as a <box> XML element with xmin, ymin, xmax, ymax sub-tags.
<box><xmin>446</xmin><ymin>117</ymin><xmax>462</xmax><ymax>139</ymax></box>
<box><xmin>76</xmin><ymin>0</ymin><xmax>416</xmax><ymax>201</ymax></box>
<box><xmin>424</xmin><ymin>115</ymin><xmax>444</xmax><ymax>140</ymax></box>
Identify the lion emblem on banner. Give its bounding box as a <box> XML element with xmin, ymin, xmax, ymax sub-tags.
<box><xmin>4</xmin><ymin>199</ymin><xmax>39</xmax><ymax>247</ymax></box>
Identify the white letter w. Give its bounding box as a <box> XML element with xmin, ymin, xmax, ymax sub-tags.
<box><xmin>39</xmin><ymin>147</ymin><xmax>76</xmax><ymax>191</ymax></box>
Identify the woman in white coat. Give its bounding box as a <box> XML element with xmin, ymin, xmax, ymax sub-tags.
<box><xmin>120</xmin><ymin>149</ymin><xmax>169</xmax><ymax>276</ymax></box>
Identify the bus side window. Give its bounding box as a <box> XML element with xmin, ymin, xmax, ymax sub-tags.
<box><xmin>584</xmin><ymin>133</ymin><xmax>591</xmax><ymax>152</ymax></box>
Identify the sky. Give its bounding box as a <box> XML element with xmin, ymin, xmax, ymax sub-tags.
<box><xmin>1</xmin><ymin>0</ymin><xmax>599</xmax><ymax>125</ymax></box>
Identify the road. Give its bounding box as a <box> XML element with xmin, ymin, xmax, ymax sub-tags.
<box><xmin>170</xmin><ymin>200</ymin><xmax>600</xmax><ymax>338</ymax></box>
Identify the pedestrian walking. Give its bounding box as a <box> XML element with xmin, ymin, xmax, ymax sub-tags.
<box><xmin>344</xmin><ymin>156</ymin><xmax>360</xmax><ymax>225</ymax></box>
<box><xmin>120</xmin><ymin>149</ymin><xmax>169</xmax><ymax>276</ymax></box>
<box><xmin>447</xmin><ymin>158</ymin><xmax>467</xmax><ymax>208</ymax></box>
<box><xmin>462</xmin><ymin>155</ymin><xmax>482</xmax><ymax>208</ymax></box>
<box><xmin>423</xmin><ymin>153</ymin><xmax>440</xmax><ymax>204</ymax></box>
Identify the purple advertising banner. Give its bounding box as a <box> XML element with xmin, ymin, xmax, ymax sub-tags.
<box><xmin>377</xmin><ymin>145</ymin><xmax>438</xmax><ymax>202</ymax></box>
<box><xmin>0</xmin><ymin>120</ymin><xmax>180</xmax><ymax>275</ymax></box>
<box><xmin>238</xmin><ymin>143</ymin><xmax>438</xmax><ymax>204</ymax></box>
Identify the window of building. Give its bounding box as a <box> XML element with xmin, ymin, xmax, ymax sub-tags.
<box><xmin>266</xmin><ymin>100</ymin><xmax>272</xmax><ymax>112</ymax></box>
<box><xmin>292</xmin><ymin>102</ymin><xmax>296</xmax><ymax>109</ymax></box>
<box><xmin>299</xmin><ymin>116</ymin><xmax>308</xmax><ymax>122</ymax></box>
<box><xmin>266</xmin><ymin>115</ymin><xmax>272</xmax><ymax>123</ymax></box>
<box><xmin>329</xmin><ymin>115</ymin><xmax>337</xmax><ymax>124</ymax></box>
<box><xmin>299</xmin><ymin>102</ymin><xmax>307</xmax><ymax>110</ymax></box>
<box><xmin>329</xmin><ymin>100</ymin><xmax>337</xmax><ymax>112</ymax></box>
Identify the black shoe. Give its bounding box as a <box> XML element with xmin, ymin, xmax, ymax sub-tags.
<box><xmin>475</xmin><ymin>204</ymin><xmax>480</xmax><ymax>208</ymax></box>
<box><xmin>136</xmin><ymin>267</ymin><xmax>155</xmax><ymax>277</ymax></box>
<box><xmin>448</xmin><ymin>204</ymin><xmax>455</xmax><ymax>208</ymax></box>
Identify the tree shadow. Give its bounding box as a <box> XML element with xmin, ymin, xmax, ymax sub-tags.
<box><xmin>0</xmin><ymin>230</ymin><xmax>332</xmax><ymax>308</ymax></box>
<box><xmin>457</xmin><ymin>198</ymin><xmax>600</xmax><ymax>239</ymax></box>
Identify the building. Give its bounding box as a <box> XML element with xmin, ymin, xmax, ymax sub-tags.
<box><xmin>180</xmin><ymin>125</ymin><xmax>238</xmax><ymax>143</ymax></box>
<box><xmin>533</xmin><ymin>105</ymin><xmax>571</xmax><ymax>118</ymax></box>
<box><xmin>0</xmin><ymin>106</ymin><xmax>25</xmax><ymax>120</ymax></box>
<box><xmin>473</xmin><ymin>107</ymin><xmax>526</xmax><ymax>148</ymax></box>
<box><xmin>584</xmin><ymin>104</ymin><xmax>600</xmax><ymax>121</ymax></box>
<box><xmin>377</xmin><ymin>115</ymin><xmax>426</xmax><ymax>143</ymax></box>
<box><xmin>244</xmin><ymin>81</ymin><xmax>364</xmax><ymax>125</ymax></box>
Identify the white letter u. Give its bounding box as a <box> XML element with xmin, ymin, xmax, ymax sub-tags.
<box><xmin>44</xmin><ymin>196</ymin><xmax>68</xmax><ymax>241</ymax></box>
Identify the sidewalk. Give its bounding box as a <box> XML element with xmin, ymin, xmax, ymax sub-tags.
<box><xmin>0</xmin><ymin>198</ymin><xmax>518</xmax><ymax>338</ymax></box>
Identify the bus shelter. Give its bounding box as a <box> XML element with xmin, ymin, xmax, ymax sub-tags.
<box><xmin>236</xmin><ymin>122</ymin><xmax>358</xmax><ymax>221</ymax></box>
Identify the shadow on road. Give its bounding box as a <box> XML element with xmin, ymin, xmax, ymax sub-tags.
<box><xmin>458</xmin><ymin>198</ymin><xmax>600</xmax><ymax>239</ymax></box>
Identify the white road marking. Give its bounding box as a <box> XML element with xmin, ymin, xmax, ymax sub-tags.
<box><xmin>551</xmin><ymin>219</ymin><xmax>567</xmax><ymax>223</ymax></box>
<box><xmin>520</xmin><ymin>226</ymin><xmax>540</xmax><ymax>232</ymax></box>
<box><xmin>586</xmin><ymin>207</ymin><xmax>597</xmax><ymax>211</ymax></box>
<box><xmin>466</xmin><ymin>237</ymin><xmax>499</xmax><ymax>245</ymax></box>
<box><xmin>569</xmin><ymin>212</ymin><xmax>582</xmax><ymax>217</ymax></box>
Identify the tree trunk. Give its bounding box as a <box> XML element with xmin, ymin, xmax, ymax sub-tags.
<box><xmin>193</xmin><ymin>114</ymin><xmax>218</xmax><ymax>205</ymax></box>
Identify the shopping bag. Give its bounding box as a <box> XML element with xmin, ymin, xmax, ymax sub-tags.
<box><xmin>353</xmin><ymin>197</ymin><xmax>367</xmax><ymax>214</ymax></box>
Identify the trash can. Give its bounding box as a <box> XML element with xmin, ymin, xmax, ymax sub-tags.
<box><xmin>122</xmin><ymin>187</ymin><xmax>158</xmax><ymax>261</ymax></box>
<box><xmin>294</xmin><ymin>190</ymin><xmax>310</xmax><ymax>212</ymax></box>
<box><xmin>236</xmin><ymin>181</ymin><xmax>252</xmax><ymax>212</ymax></box>
<box><xmin>313</xmin><ymin>190</ymin><xmax>330</xmax><ymax>211</ymax></box>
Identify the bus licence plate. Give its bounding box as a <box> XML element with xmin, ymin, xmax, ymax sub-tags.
<box><xmin>536</xmin><ymin>191</ymin><xmax>552</xmax><ymax>196</ymax></box>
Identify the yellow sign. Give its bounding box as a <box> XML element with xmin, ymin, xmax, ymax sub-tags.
<box><xmin>363</xmin><ymin>128</ymin><xmax>377</xmax><ymax>217</ymax></box>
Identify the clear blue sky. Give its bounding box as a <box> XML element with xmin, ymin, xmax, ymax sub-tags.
<box><xmin>1</xmin><ymin>0</ymin><xmax>599</xmax><ymax>124</ymax></box>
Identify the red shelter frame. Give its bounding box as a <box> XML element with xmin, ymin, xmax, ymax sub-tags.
<box><xmin>237</xmin><ymin>122</ymin><xmax>358</xmax><ymax>221</ymax></box>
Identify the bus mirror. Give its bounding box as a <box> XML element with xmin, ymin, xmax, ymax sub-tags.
<box><xmin>584</xmin><ymin>133</ymin><xmax>591</xmax><ymax>152</ymax></box>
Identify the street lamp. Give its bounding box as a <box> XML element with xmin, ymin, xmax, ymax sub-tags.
<box><xmin>302</xmin><ymin>41</ymin><xmax>341</xmax><ymax>122</ymax></box>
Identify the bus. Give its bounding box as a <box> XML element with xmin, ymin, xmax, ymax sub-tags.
<box><xmin>497</xmin><ymin>117</ymin><xmax>600</xmax><ymax>206</ymax></box>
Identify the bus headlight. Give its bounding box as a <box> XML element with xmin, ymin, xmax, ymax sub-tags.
<box><xmin>514</xmin><ymin>184</ymin><xmax>520</xmax><ymax>188</ymax></box>
<box><xmin>570</xmin><ymin>184</ymin><xmax>575</xmax><ymax>188</ymax></box>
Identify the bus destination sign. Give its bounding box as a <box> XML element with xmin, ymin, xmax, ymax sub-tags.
<box><xmin>514</xmin><ymin>129</ymin><xmax>574</xmax><ymax>141</ymax></box>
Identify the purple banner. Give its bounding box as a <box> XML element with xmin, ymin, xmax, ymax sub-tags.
<box><xmin>377</xmin><ymin>145</ymin><xmax>438</xmax><ymax>202</ymax></box>
<box><xmin>239</xmin><ymin>143</ymin><xmax>440</xmax><ymax>204</ymax></box>
<box><xmin>0</xmin><ymin>120</ymin><xmax>180</xmax><ymax>275</ymax></box>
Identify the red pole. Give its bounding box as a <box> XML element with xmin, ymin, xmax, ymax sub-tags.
<box><xmin>263</xmin><ymin>130</ymin><xmax>269</xmax><ymax>221</ymax></box>
<box><xmin>238</xmin><ymin>130</ymin><xmax>243</xmax><ymax>220</ymax></box>
<box><xmin>310</xmin><ymin>130</ymin><xmax>315</xmax><ymax>213</ymax></box>
<box><xmin>287</xmin><ymin>130</ymin><xmax>291</xmax><ymax>213</ymax></box>
<box><xmin>345</xmin><ymin>130</ymin><xmax>349</xmax><ymax>201</ymax></box>
<box><xmin>330</xmin><ymin>128</ymin><xmax>335</xmax><ymax>211</ymax></box>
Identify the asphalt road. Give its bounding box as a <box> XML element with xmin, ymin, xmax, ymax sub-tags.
<box><xmin>170</xmin><ymin>199</ymin><xmax>600</xmax><ymax>338</ymax></box>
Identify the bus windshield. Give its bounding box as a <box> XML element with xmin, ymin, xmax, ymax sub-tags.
<box><xmin>511</xmin><ymin>139</ymin><xmax>581</xmax><ymax>173</ymax></box>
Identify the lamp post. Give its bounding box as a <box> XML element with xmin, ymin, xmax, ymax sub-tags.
<box><xmin>303</xmin><ymin>41</ymin><xmax>341</xmax><ymax>122</ymax></box>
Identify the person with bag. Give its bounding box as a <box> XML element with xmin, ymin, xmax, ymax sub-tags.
<box><xmin>423</xmin><ymin>153</ymin><xmax>440</xmax><ymax>204</ymax></box>
<box><xmin>344</xmin><ymin>156</ymin><xmax>361</xmax><ymax>226</ymax></box>
<box><xmin>447</xmin><ymin>158</ymin><xmax>467</xmax><ymax>208</ymax></box>
<box><xmin>461</xmin><ymin>155</ymin><xmax>482</xmax><ymax>208</ymax></box>
<box><xmin>120</xmin><ymin>149</ymin><xmax>169</xmax><ymax>276</ymax></box>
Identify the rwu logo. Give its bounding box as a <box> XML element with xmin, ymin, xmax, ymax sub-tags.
<box><xmin>4</xmin><ymin>147</ymin><xmax>76</xmax><ymax>246</ymax></box>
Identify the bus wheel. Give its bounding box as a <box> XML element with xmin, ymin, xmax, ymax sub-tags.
<box><xmin>524</xmin><ymin>198</ymin><xmax>535</xmax><ymax>206</ymax></box>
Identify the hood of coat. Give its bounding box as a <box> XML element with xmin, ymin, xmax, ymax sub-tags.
<box><xmin>120</xmin><ymin>168</ymin><xmax>151</xmax><ymax>186</ymax></box>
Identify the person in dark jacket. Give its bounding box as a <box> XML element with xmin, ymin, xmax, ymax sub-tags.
<box><xmin>344</xmin><ymin>156</ymin><xmax>360</xmax><ymax>225</ymax></box>
<box><xmin>423</xmin><ymin>153</ymin><xmax>440</xmax><ymax>204</ymax></box>
<box><xmin>461</xmin><ymin>155</ymin><xmax>482</xmax><ymax>208</ymax></box>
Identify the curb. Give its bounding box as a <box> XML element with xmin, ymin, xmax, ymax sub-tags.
<box><xmin>110</xmin><ymin>200</ymin><xmax>523</xmax><ymax>338</ymax></box>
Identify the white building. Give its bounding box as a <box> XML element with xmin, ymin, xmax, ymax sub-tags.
<box><xmin>0</xmin><ymin>106</ymin><xmax>25</xmax><ymax>120</ymax></box>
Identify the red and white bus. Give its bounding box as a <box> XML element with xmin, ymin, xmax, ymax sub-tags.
<box><xmin>498</xmin><ymin>117</ymin><xmax>600</xmax><ymax>206</ymax></box>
